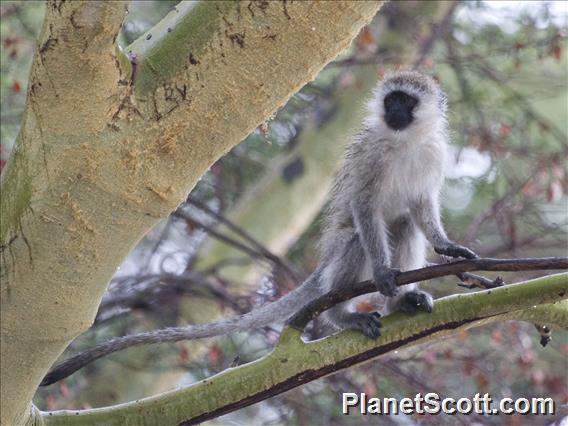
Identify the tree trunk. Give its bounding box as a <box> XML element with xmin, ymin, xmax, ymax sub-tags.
<box><xmin>0</xmin><ymin>1</ymin><xmax>383</xmax><ymax>424</ymax></box>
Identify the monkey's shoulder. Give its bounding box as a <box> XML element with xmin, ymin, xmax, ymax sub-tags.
<box><xmin>343</xmin><ymin>134</ymin><xmax>389</xmax><ymax>165</ymax></box>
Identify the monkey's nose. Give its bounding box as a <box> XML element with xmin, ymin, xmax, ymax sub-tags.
<box><xmin>384</xmin><ymin>108</ymin><xmax>412</xmax><ymax>130</ymax></box>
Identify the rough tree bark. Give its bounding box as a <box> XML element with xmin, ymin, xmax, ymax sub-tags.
<box><xmin>0</xmin><ymin>1</ymin><xmax>384</xmax><ymax>424</ymax></box>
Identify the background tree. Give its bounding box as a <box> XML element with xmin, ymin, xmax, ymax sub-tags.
<box><xmin>1</xmin><ymin>1</ymin><xmax>566</xmax><ymax>425</ymax></box>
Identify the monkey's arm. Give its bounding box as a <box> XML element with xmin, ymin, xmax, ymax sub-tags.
<box><xmin>411</xmin><ymin>195</ymin><xmax>478</xmax><ymax>259</ymax></box>
<box><xmin>350</xmin><ymin>192</ymin><xmax>399</xmax><ymax>296</ymax></box>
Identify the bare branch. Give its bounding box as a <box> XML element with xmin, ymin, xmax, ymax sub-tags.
<box><xmin>456</xmin><ymin>271</ymin><xmax>504</xmax><ymax>289</ymax></box>
<box><xmin>412</xmin><ymin>1</ymin><xmax>459</xmax><ymax>68</ymax></box>
<box><xmin>183</xmin><ymin>197</ymin><xmax>301</xmax><ymax>281</ymax></box>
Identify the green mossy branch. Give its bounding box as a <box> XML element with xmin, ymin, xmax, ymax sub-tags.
<box><xmin>40</xmin><ymin>273</ymin><xmax>567</xmax><ymax>426</ymax></box>
<box><xmin>126</xmin><ymin>1</ymin><xmax>232</xmax><ymax>96</ymax></box>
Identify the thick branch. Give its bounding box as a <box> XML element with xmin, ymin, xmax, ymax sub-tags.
<box><xmin>41</xmin><ymin>273</ymin><xmax>567</xmax><ymax>425</ymax></box>
<box><xmin>1</xmin><ymin>3</ymin><xmax>129</xmax><ymax>424</ymax></box>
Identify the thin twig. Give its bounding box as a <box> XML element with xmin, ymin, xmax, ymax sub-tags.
<box><xmin>174</xmin><ymin>210</ymin><xmax>266</xmax><ymax>264</ymax></box>
<box><xmin>185</xmin><ymin>197</ymin><xmax>300</xmax><ymax>281</ymax></box>
<box><xmin>412</xmin><ymin>1</ymin><xmax>460</xmax><ymax>68</ymax></box>
<box><xmin>457</xmin><ymin>271</ymin><xmax>504</xmax><ymax>289</ymax></box>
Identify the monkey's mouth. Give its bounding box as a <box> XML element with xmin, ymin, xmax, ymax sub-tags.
<box><xmin>384</xmin><ymin>110</ymin><xmax>414</xmax><ymax>131</ymax></box>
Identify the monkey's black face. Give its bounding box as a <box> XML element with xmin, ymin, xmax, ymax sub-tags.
<box><xmin>383</xmin><ymin>90</ymin><xmax>419</xmax><ymax>130</ymax></box>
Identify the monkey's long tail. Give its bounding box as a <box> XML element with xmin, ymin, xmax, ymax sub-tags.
<box><xmin>40</xmin><ymin>270</ymin><xmax>323</xmax><ymax>386</ymax></box>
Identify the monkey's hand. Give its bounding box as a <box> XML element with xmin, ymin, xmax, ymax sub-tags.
<box><xmin>373</xmin><ymin>266</ymin><xmax>401</xmax><ymax>297</ymax></box>
<box><xmin>434</xmin><ymin>242</ymin><xmax>478</xmax><ymax>259</ymax></box>
<box><xmin>396</xmin><ymin>290</ymin><xmax>434</xmax><ymax>314</ymax></box>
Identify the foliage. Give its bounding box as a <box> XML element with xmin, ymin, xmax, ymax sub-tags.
<box><xmin>1</xmin><ymin>1</ymin><xmax>566</xmax><ymax>425</ymax></box>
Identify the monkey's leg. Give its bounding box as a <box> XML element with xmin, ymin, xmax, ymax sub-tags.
<box><xmin>386</xmin><ymin>216</ymin><xmax>434</xmax><ymax>315</ymax></box>
<box><xmin>320</xmin><ymin>235</ymin><xmax>382</xmax><ymax>339</ymax></box>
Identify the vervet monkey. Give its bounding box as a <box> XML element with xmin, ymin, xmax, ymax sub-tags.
<box><xmin>41</xmin><ymin>70</ymin><xmax>477</xmax><ymax>386</ymax></box>
<box><xmin>318</xmin><ymin>70</ymin><xmax>478</xmax><ymax>336</ymax></box>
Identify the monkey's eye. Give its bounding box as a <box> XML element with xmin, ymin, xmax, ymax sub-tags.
<box><xmin>405</xmin><ymin>96</ymin><xmax>418</xmax><ymax>110</ymax></box>
<box><xmin>383</xmin><ymin>91</ymin><xmax>419</xmax><ymax>112</ymax></box>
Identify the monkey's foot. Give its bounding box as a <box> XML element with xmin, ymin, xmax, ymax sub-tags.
<box><xmin>435</xmin><ymin>242</ymin><xmax>478</xmax><ymax>260</ymax></box>
<box><xmin>351</xmin><ymin>312</ymin><xmax>382</xmax><ymax>339</ymax></box>
<box><xmin>396</xmin><ymin>290</ymin><xmax>434</xmax><ymax>314</ymax></box>
<box><xmin>374</xmin><ymin>267</ymin><xmax>401</xmax><ymax>297</ymax></box>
